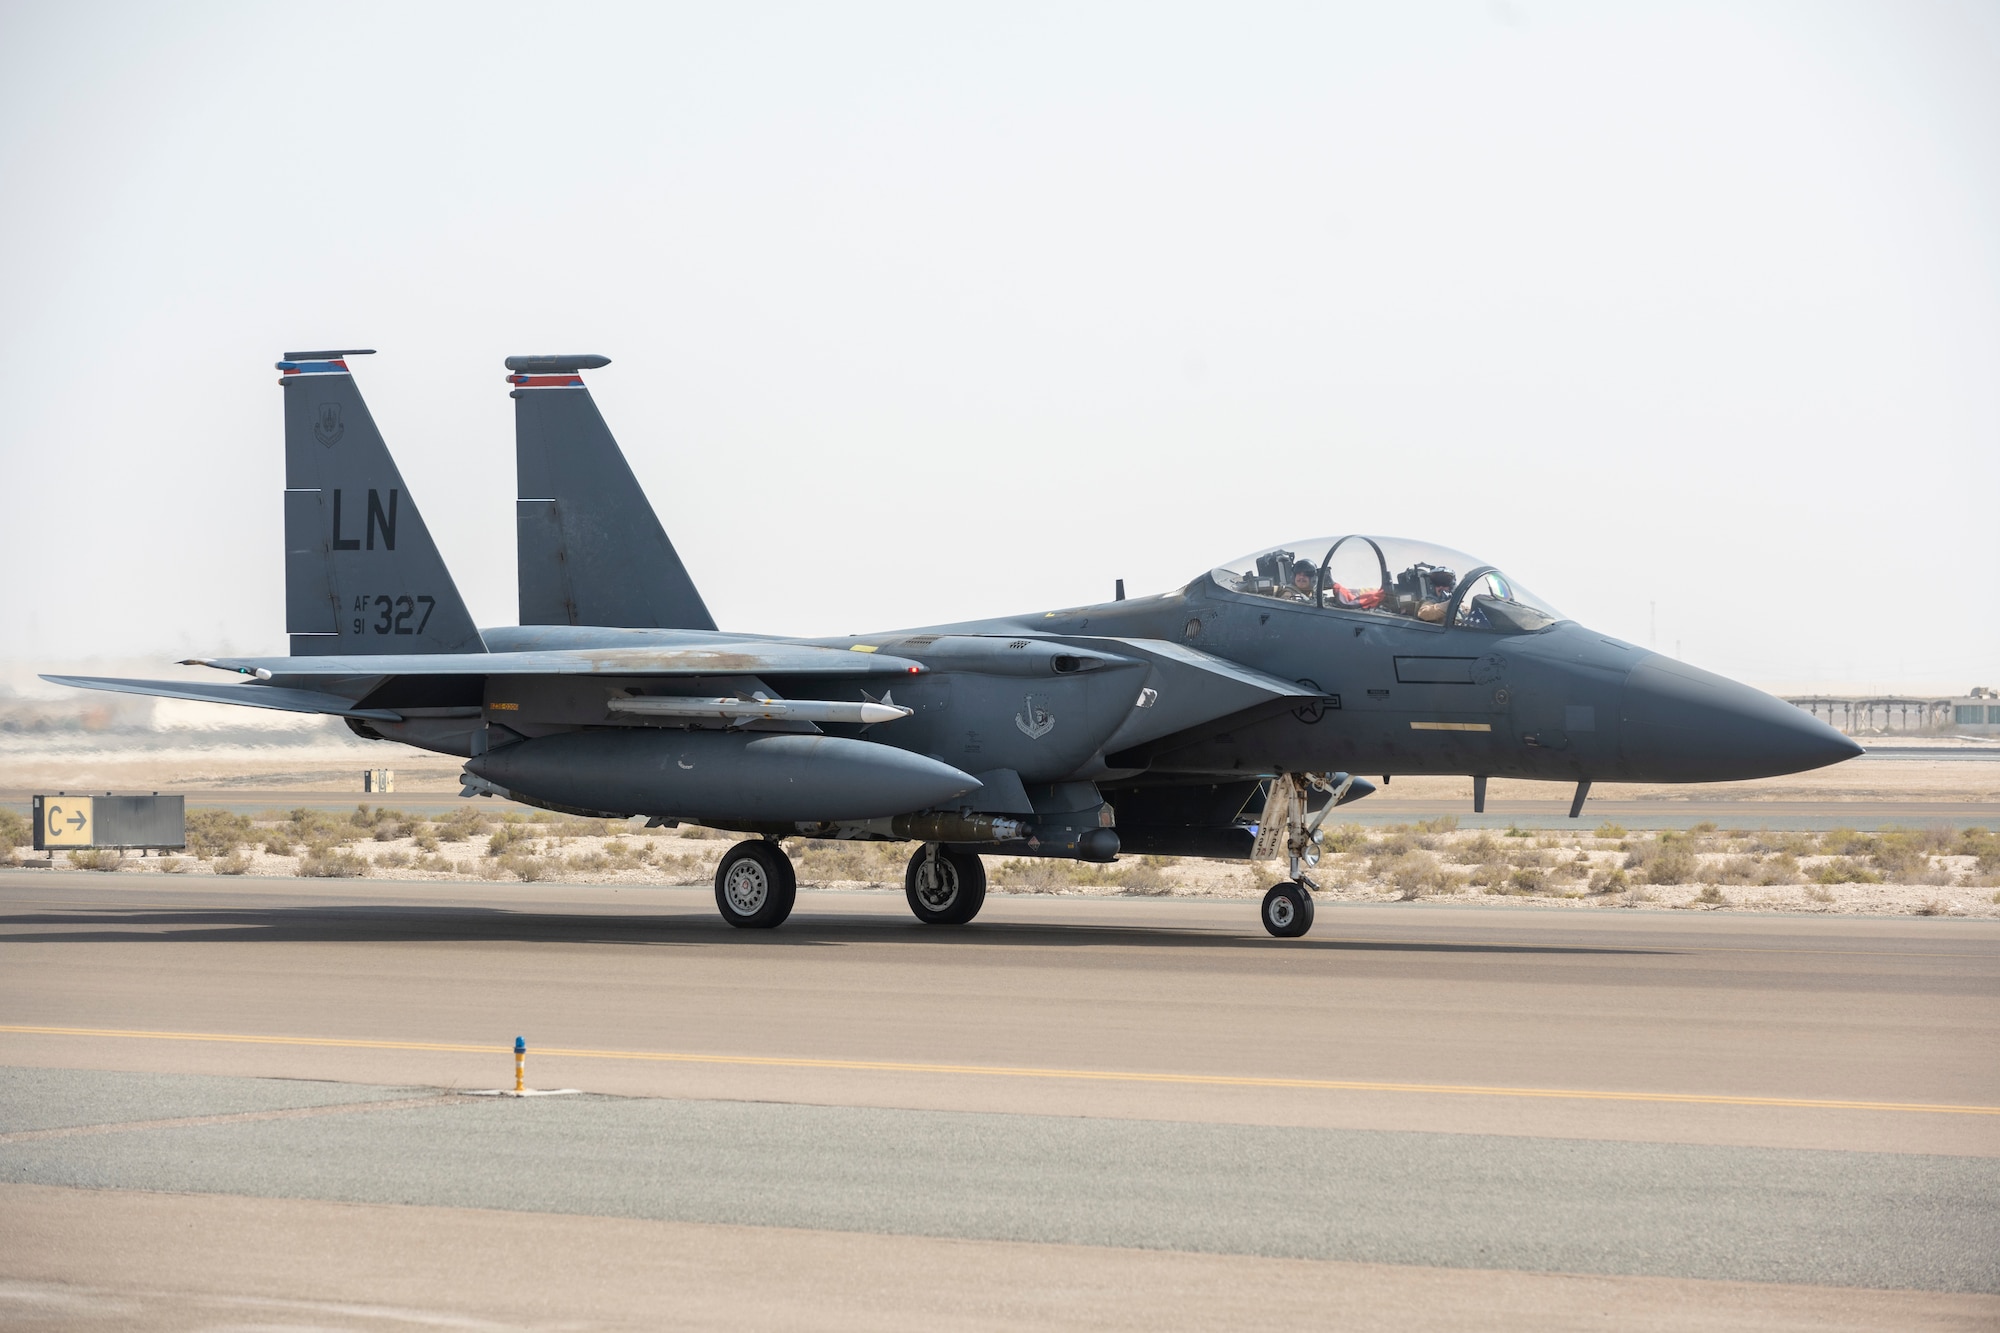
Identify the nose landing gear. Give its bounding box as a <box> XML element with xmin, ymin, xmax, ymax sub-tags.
<box><xmin>1253</xmin><ymin>772</ymin><xmax>1356</xmax><ymax>938</ymax></box>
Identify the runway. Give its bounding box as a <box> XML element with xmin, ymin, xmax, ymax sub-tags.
<box><xmin>2</xmin><ymin>871</ymin><xmax>1997</xmax><ymax>1329</ymax></box>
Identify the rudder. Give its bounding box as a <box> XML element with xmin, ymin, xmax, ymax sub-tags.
<box><xmin>280</xmin><ymin>351</ymin><xmax>484</xmax><ymax>655</ymax></box>
<box><xmin>509</xmin><ymin>354</ymin><xmax>717</xmax><ymax>631</ymax></box>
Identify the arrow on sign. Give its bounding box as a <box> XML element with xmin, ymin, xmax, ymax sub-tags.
<box><xmin>65</xmin><ymin>811</ymin><xmax>86</xmax><ymax>830</ymax></box>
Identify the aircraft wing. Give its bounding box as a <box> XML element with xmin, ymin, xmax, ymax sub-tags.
<box><xmin>190</xmin><ymin>642</ymin><xmax>926</xmax><ymax>680</ymax></box>
<box><xmin>40</xmin><ymin>675</ymin><xmax>406</xmax><ymax>721</ymax></box>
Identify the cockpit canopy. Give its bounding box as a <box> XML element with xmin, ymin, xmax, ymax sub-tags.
<box><xmin>1211</xmin><ymin>535</ymin><xmax>1565</xmax><ymax>633</ymax></box>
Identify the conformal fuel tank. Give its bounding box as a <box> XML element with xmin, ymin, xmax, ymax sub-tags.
<box><xmin>465</xmin><ymin>729</ymin><xmax>981</xmax><ymax>823</ymax></box>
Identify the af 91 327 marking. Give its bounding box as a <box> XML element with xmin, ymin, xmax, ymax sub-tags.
<box><xmin>350</xmin><ymin>594</ymin><xmax>436</xmax><ymax>636</ymax></box>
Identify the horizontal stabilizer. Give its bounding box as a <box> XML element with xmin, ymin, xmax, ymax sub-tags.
<box><xmin>193</xmin><ymin>640</ymin><xmax>927</xmax><ymax>680</ymax></box>
<box><xmin>42</xmin><ymin>675</ymin><xmax>402</xmax><ymax>721</ymax></box>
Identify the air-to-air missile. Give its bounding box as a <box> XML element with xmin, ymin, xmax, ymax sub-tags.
<box><xmin>49</xmin><ymin>351</ymin><xmax>1861</xmax><ymax>938</ymax></box>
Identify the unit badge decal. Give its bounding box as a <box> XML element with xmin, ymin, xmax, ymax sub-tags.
<box><xmin>312</xmin><ymin>401</ymin><xmax>345</xmax><ymax>447</ymax></box>
<box><xmin>1015</xmin><ymin>694</ymin><xmax>1055</xmax><ymax>740</ymax></box>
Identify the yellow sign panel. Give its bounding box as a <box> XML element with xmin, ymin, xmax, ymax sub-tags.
<box><xmin>41</xmin><ymin>796</ymin><xmax>94</xmax><ymax>847</ymax></box>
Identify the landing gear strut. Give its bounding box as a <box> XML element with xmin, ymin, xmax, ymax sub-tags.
<box><xmin>904</xmin><ymin>844</ymin><xmax>987</xmax><ymax>925</ymax></box>
<box><xmin>1253</xmin><ymin>772</ymin><xmax>1356</xmax><ymax>938</ymax></box>
<box><xmin>714</xmin><ymin>839</ymin><xmax>797</xmax><ymax>929</ymax></box>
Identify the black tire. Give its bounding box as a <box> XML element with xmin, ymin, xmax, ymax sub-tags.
<box><xmin>904</xmin><ymin>846</ymin><xmax>988</xmax><ymax>925</ymax></box>
<box><xmin>714</xmin><ymin>840</ymin><xmax>797</xmax><ymax>929</ymax></box>
<box><xmin>1261</xmin><ymin>882</ymin><xmax>1314</xmax><ymax>938</ymax></box>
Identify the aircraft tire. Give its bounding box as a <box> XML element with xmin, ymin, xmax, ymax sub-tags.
<box><xmin>715</xmin><ymin>839</ymin><xmax>797</xmax><ymax>929</ymax></box>
<box><xmin>1261</xmin><ymin>882</ymin><xmax>1314</xmax><ymax>938</ymax></box>
<box><xmin>905</xmin><ymin>846</ymin><xmax>987</xmax><ymax>926</ymax></box>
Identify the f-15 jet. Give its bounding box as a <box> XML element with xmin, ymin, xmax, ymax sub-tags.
<box><xmin>49</xmin><ymin>351</ymin><xmax>1861</xmax><ymax>937</ymax></box>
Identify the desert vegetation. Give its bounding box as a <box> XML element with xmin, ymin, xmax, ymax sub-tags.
<box><xmin>9</xmin><ymin>803</ymin><xmax>1998</xmax><ymax>917</ymax></box>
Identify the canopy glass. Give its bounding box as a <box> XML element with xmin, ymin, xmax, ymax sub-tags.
<box><xmin>1210</xmin><ymin>536</ymin><xmax>1565</xmax><ymax>633</ymax></box>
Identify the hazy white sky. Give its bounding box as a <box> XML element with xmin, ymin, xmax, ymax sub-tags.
<box><xmin>2</xmin><ymin>2</ymin><xmax>1994</xmax><ymax>693</ymax></box>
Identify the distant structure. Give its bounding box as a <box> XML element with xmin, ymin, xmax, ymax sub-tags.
<box><xmin>1784</xmin><ymin>687</ymin><xmax>1999</xmax><ymax>737</ymax></box>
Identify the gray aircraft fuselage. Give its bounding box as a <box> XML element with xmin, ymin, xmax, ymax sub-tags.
<box><xmin>431</xmin><ymin>570</ymin><xmax>1854</xmax><ymax>816</ymax></box>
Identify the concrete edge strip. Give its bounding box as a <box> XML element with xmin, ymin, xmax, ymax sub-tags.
<box><xmin>3</xmin><ymin>1025</ymin><xmax>1996</xmax><ymax>1117</ymax></box>
<box><xmin>0</xmin><ymin>1094</ymin><xmax>462</xmax><ymax>1145</ymax></box>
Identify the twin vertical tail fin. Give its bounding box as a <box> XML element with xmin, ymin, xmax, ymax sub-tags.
<box><xmin>509</xmin><ymin>355</ymin><xmax>717</xmax><ymax>631</ymax></box>
<box><xmin>280</xmin><ymin>352</ymin><xmax>485</xmax><ymax>655</ymax></box>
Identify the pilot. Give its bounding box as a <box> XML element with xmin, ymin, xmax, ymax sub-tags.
<box><xmin>1415</xmin><ymin>568</ymin><xmax>1458</xmax><ymax>622</ymax></box>
<box><xmin>1288</xmin><ymin>564</ymin><xmax>1317</xmax><ymax>602</ymax></box>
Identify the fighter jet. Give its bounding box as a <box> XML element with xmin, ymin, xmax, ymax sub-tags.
<box><xmin>48</xmin><ymin>351</ymin><xmax>1862</xmax><ymax>938</ymax></box>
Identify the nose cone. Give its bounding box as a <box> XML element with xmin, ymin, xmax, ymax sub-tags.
<box><xmin>1620</xmin><ymin>656</ymin><xmax>1864</xmax><ymax>782</ymax></box>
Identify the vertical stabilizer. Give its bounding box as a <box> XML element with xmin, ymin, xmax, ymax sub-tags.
<box><xmin>509</xmin><ymin>355</ymin><xmax>717</xmax><ymax>630</ymax></box>
<box><xmin>279</xmin><ymin>352</ymin><xmax>485</xmax><ymax>655</ymax></box>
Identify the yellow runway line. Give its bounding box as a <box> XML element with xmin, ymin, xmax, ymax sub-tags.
<box><xmin>3</xmin><ymin>1024</ymin><xmax>1997</xmax><ymax>1117</ymax></box>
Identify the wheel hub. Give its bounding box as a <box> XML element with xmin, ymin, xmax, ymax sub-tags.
<box><xmin>723</xmin><ymin>861</ymin><xmax>769</xmax><ymax>915</ymax></box>
<box><xmin>1268</xmin><ymin>896</ymin><xmax>1295</xmax><ymax>928</ymax></box>
<box><xmin>916</xmin><ymin>862</ymin><xmax>959</xmax><ymax>911</ymax></box>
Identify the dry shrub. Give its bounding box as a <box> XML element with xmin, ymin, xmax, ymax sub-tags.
<box><xmin>1958</xmin><ymin>827</ymin><xmax>1999</xmax><ymax>871</ymax></box>
<box><xmin>993</xmin><ymin>858</ymin><xmax>1112</xmax><ymax>893</ymax></box>
<box><xmin>68</xmin><ymin>849</ymin><xmax>123</xmax><ymax>871</ymax></box>
<box><xmin>374</xmin><ymin>850</ymin><xmax>411</xmax><ymax>869</ymax></box>
<box><xmin>1320</xmin><ymin>824</ymin><xmax>1367</xmax><ymax>854</ymax></box>
<box><xmin>1594</xmin><ymin>822</ymin><xmax>1627</xmax><ymax>839</ymax></box>
<box><xmin>214</xmin><ymin>851</ymin><xmax>253</xmax><ymax>876</ymax></box>
<box><xmin>1756</xmin><ymin>853</ymin><xmax>1801</xmax><ymax>886</ymax></box>
<box><xmin>1373</xmin><ymin>826</ymin><xmax>1419</xmax><ymax>857</ymax></box>
<box><xmin>1696</xmin><ymin>885</ymin><xmax>1725</xmax><ymax>905</ymax></box>
<box><xmin>298</xmin><ymin>849</ymin><xmax>369</xmax><ymax>878</ymax></box>
<box><xmin>1588</xmin><ymin>866</ymin><xmax>1629</xmax><ymax>894</ymax></box>
<box><xmin>487</xmin><ymin>827</ymin><xmax>533</xmax><ymax>858</ymax></box>
<box><xmin>0</xmin><ymin>809</ymin><xmax>29</xmax><ymax>849</ymax></box>
<box><xmin>1914</xmin><ymin>899</ymin><xmax>1948</xmax><ymax>917</ymax></box>
<box><xmin>1806</xmin><ymin>884</ymin><xmax>1835</xmax><ymax>903</ymax></box>
<box><xmin>503</xmin><ymin>854</ymin><xmax>550</xmax><ymax>882</ymax></box>
<box><xmin>1715</xmin><ymin>855</ymin><xmax>1761</xmax><ymax>885</ymax></box>
<box><xmin>1113</xmin><ymin>856</ymin><xmax>1178</xmax><ymax>896</ymax></box>
<box><xmin>1748</xmin><ymin>829</ymin><xmax>1816</xmax><ymax>856</ymax></box>
<box><xmin>436</xmin><ymin>808</ymin><xmax>489</xmax><ymax>842</ymax></box>
<box><xmin>185</xmin><ymin>809</ymin><xmax>255</xmax><ymax>858</ymax></box>
<box><xmin>1813</xmin><ymin>858</ymin><xmax>1881</xmax><ymax>885</ymax></box>
<box><xmin>1380</xmin><ymin>850</ymin><xmax>1460</xmax><ymax>900</ymax></box>
<box><xmin>263</xmin><ymin>834</ymin><xmax>295</xmax><ymax>856</ymax></box>
<box><xmin>414</xmin><ymin>832</ymin><xmax>440</xmax><ymax>853</ymax></box>
<box><xmin>158</xmin><ymin>856</ymin><xmax>187</xmax><ymax>874</ymax></box>
<box><xmin>793</xmin><ymin>841</ymin><xmax>890</xmax><ymax>883</ymax></box>
<box><xmin>1627</xmin><ymin>834</ymin><xmax>1698</xmax><ymax>886</ymax></box>
<box><xmin>1460</xmin><ymin>832</ymin><xmax>1499</xmax><ymax>863</ymax></box>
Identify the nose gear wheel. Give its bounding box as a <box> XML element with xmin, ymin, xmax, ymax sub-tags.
<box><xmin>1250</xmin><ymin>772</ymin><xmax>1354</xmax><ymax>938</ymax></box>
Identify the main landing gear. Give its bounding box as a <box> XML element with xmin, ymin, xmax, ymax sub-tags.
<box><xmin>714</xmin><ymin>839</ymin><xmax>796</xmax><ymax>929</ymax></box>
<box><xmin>711</xmin><ymin>838</ymin><xmax>991</xmax><ymax>930</ymax></box>
<box><xmin>1253</xmin><ymin>772</ymin><xmax>1357</xmax><ymax>939</ymax></box>
<box><xmin>904</xmin><ymin>844</ymin><xmax>987</xmax><ymax>925</ymax></box>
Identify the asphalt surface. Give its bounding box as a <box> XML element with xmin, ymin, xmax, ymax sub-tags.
<box><xmin>2</xmin><ymin>872</ymin><xmax>1997</xmax><ymax>1326</ymax></box>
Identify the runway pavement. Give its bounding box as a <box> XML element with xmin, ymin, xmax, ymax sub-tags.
<box><xmin>2</xmin><ymin>870</ymin><xmax>1996</xmax><ymax>1329</ymax></box>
